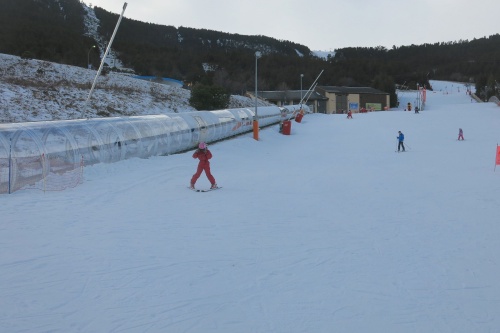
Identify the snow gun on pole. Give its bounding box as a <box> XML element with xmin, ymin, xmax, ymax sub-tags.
<box><xmin>80</xmin><ymin>2</ymin><xmax>128</xmax><ymax>119</ymax></box>
<box><xmin>300</xmin><ymin>69</ymin><xmax>323</xmax><ymax>107</ymax></box>
<box><xmin>303</xmin><ymin>82</ymin><xmax>318</xmax><ymax>105</ymax></box>
<box><xmin>289</xmin><ymin>69</ymin><xmax>323</xmax><ymax>121</ymax></box>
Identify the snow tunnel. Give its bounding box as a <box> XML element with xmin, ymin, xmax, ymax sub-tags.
<box><xmin>0</xmin><ymin>104</ymin><xmax>308</xmax><ymax>193</ymax></box>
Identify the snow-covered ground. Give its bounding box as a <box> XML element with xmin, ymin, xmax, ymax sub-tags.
<box><xmin>1</xmin><ymin>80</ymin><xmax>500</xmax><ymax>332</ymax></box>
<box><xmin>0</xmin><ymin>53</ymin><xmax>270</xmax><ymax>123</ymax></box>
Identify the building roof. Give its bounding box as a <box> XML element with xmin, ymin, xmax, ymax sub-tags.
<box><xmin>257</xmin><ymin>90</ymin><xmax>328</xmax><ymax>101</ymax></box>
<box><xmin>317</xmin><ymin>86</ymin><xmax>388</xmax><ymax>95</ymax></box>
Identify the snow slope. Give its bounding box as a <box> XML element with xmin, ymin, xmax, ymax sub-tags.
<box><xmin>1</xmin><ymin>81</ymin><xmax>500</xmax><ymax>332</ymax></box>
<box><xmin>0</xmin><ymin>53</ymin><xmax>270</xmax><ymax>123</ymax></box>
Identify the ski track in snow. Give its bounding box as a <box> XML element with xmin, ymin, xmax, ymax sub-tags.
<box><xmin>1</xmin><ymin>81</ymin><xmax>500</xmax><ymax>332</ymax></box>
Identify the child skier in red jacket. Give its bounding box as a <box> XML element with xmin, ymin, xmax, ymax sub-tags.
<box><xmin>190</xmin><ymin>142</ymin><xmax>217</xmax><ymax>189</ymax></box>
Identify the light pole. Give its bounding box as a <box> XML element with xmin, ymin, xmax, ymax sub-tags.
<box><xmin>87</xmin><ymin>45</ymin><xmax>96</xmax><ymax>69</ymax></box>
<box><xmin>300</xmin><ymin>74</ymin><xmax>304</xmax><ymax>107</ymax></box>
<box><xmin>253</xmin><ymin>51</ymin><xmax>261</xmax><ymax>141</ymax></box>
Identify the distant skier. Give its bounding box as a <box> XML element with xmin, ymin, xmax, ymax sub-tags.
<box><xmin>347</xmin><ymin>110</ymin><xmax>353</xmax><ymax>119</ymax></box>
<box><xmin>415</xmin><ymin>106</ymin><xmax>419</xmax><ymax>114</ymax></box>
<box><xmin>397</xmin><ymin>131</ymin><xmax>405</xmax><ymax>152</ymax></box>
<box><xmin>190</xmin><ymin>142</ymin><xmax>218</xmax><ymax>190</ymax></box>
<box><xmin>458</xmin><ymin>128</ymin><xmax>464</xmax><ymax>141</ymax></box>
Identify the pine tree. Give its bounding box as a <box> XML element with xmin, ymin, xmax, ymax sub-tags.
<box><xmin>189</xmin><ymin>84</ymin><xmax>230</xmax><ymax>110</ymax></box>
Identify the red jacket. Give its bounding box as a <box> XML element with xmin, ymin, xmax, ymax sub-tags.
<box><xmin>193</xmin><ymin>149</ymin><xmax>212</xmax><ymax>165</ymax></box>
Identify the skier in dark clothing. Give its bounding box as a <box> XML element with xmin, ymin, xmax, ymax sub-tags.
<box><xmin>397</xmin><ymin>131</ymin><xmax>405</xmax><ymax>152</ymax></box>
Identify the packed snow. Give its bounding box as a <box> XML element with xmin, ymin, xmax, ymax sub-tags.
<box><xmin>1</xmin><ymin>80</ymin><xmax>500</xmax><ymax>332</ymax></box>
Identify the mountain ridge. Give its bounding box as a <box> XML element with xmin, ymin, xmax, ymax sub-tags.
<box><xmin>0</xmin><ymin>0</ymin><xmax>499</xmax><ymax>101</ymax></box>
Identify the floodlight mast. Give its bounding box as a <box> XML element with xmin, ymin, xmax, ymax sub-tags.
<box><xmin>80</xmin><ymin>2</ymin><xmax>128</xmax><ymax>119</ymax></box>
<box><xmin>253</xmin><ymin>51</ymin><xmax>262</xmax><ymax>141</ymax></box>
<box><xmin>300</xmin><ymin>74</ymin><xmax>304</xmax><ymax>108</ymax></box>
<box><xmin>87</xmin><ymin>45</ymin><xmax>96</xmax><ymax>69</ymax></box>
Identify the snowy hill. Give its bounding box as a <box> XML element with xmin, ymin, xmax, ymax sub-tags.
<box><xmin>2</xmin><ymin>80</ymin><xmax>500</xmax><ymax>332</ymax></box>
<box><xmin>0</xmin><ymin>53</ymin><xmax>270</xmax><ymax>123</ymax></box>
<box><xmin>312</xmin><ymin>50</ymin><xmax>335</xmax><ymax>59</ymax></box>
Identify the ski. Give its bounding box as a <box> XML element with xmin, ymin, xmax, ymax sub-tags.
<box><xmin>189</xmin><ymin>186</ymin><xmax>222</xmax><ymax>192</ymax></box>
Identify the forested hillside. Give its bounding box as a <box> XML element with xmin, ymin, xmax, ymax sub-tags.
<box><xmin>1</xmin><ymin>0</ymin><xmax>500</xmax><ymax>105</ymax></box>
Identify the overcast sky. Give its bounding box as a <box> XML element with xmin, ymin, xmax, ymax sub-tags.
<box><xmin>92</xmin><ymin>0</ymin><xmax>500</xmax><ymax>51</ymax></box>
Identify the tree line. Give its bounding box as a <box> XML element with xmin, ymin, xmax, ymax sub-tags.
<box><xmin>1</xmin><ymin>0</ymin><xmax>500</xmax><ymax>106</ymax></box>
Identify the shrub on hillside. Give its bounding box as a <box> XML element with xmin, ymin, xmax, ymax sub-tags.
<box><xmin>189</xmin><ymin>84</ymin><xmax>230</xmax><ymax>111</ymax></box>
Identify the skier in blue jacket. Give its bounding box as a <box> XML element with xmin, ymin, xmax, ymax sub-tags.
<box><xmin>397</xmin><ymin>131</ymin><xmax>405</xmax><ymax>152</ymax></box>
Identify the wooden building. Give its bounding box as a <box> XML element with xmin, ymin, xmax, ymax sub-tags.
<box><xmin>315</xmin><ymin>86</ymin><xmax>390</xmax><ymax>114</ymax></box>
<box><xmin>247</xmin><ymin>90</ymin><xmax>328</xmax><ymax>113</ymax></box>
